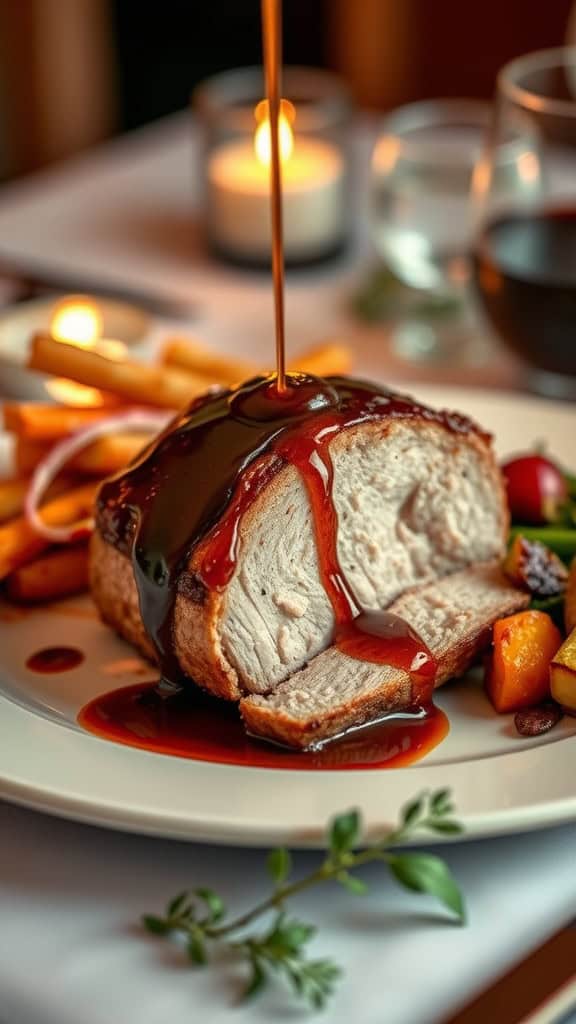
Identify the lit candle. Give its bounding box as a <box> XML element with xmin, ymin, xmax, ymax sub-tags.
<box><xmin>207</xmin><ymin>100</ymin><xmax>345</xmax><ymax>263</ymax></box>
<box><xmin>51</xmin><ymin>297</ymin><xmax>102</xmax><ymax>347</ymax></box>
<box><xmin>47</xmin><ymin>297</ymin><xmax>127</xmax><ymax>406</ymax></box>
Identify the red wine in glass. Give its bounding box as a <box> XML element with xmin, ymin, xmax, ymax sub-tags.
<box><xmin>472</xmin><ymin>208</ymin><xmax>576</xmax><ymax>378</ymax></box>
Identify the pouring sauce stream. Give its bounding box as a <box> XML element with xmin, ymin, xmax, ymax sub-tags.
<box><xmin>72</xmin><ymin>0</ymin><xmax>490</xmax><ymax>766</ymax></box>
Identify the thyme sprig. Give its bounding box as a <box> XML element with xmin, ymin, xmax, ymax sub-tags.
<box><xmin>143</xmin><ymin>788</ymin><xmax>464</xmax><ymax>1011</ymax></box>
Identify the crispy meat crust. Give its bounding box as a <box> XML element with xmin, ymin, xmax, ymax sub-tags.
<box><xmin>90</xmin><ymin>415</ymin><xmax>508</xmax><ymax>704</ymax></box>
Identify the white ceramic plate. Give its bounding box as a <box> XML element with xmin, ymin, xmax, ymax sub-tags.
<box><xmin>1</xmin><ymin>385</ymin><xmax>575</xmax><ymax>847</ymax></box>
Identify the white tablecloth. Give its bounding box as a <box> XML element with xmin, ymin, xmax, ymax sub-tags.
<box><xmin>1</xmin><ymin>802</ymin><xmax>575</xmax><ymax>1024</ymax></box>
<box><xmin>0</xmin><ymin>113</ymin><xmax>573</xmax><ymax>1023</ymax></box>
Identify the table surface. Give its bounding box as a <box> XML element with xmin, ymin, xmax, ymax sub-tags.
<box><xmin>0</xmin><ymin>113</ymin><xmax>573</xmax><ymax>1024</ymax></box>
<box><xmin>0</xmin><ymin>111</ymin><xmax>522</xmax><ymax>390</ymax></box>
<box><xmin>1</xmin><ymin>802</ymin><xmax>575</xmax><ymax>1024</ymax></box>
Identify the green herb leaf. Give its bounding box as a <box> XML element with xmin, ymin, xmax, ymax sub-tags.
<box><xmin>336</xmin><ymin>870</ymin><xmax>369</xmax><ymax>895</ymax></box>
<box><xmin>267</xmin><ymin>916</ymin><xmax>316</xmax><ymax>956</ymax></box>
<box><xmin>142</xmin><ymin>914</ymin><xmax>169</xmax><ymax>936</ymax></box>
<box><xmin>388</xmin><ymin>853</ymin><xmax>465</xmax><ymax>922</ymax></box>
<box><xmin>401</xmin><ymin>794</ymin><xmax>425</xmax><ymax>828</ymax></box>
<box><xmin>329</xmin><ymin>809</ymin><xmax>361</xmax><ymax>857</ymax></box>
<box><xmin>430</xmin><ymin>788</ymin><xmax>453</xmax><ymax>816</ymax></box>
<box><xmin>167</xmin><ymin>891</ymin><xmax>189</xmax><ymax>918</ymax></box>
<box><xmin>195</xmin><ymin>888</ymin><xmax>225</xmax><ymax>924</ymax></box>
<box><xmin>187</xmin><ymin>931</ymin><xmax>208</xmax><ymax>965</ymax></box>
<box><xmin>267</xmin><ymin>847</ymin><xmax>292</xmax><ymax>886</ymax></box>
<box><xmin>242</xmin><ymin>957</ymin><xmax>267</xmax><ymax>1001</ymax></box>
<box><xmin>425</xmin><ymin>820</ymin><xmax>465</xmax><ymax>836</ymax></box>
<box><xmin>285</xmin><ymin>958</ymin><xmax>341</xmax><ymax>1010</ymax></box>
<box><xmin>140</xmin><ymin>788</ymin><xmax>464</xmax><ymax>1012</ymax></box>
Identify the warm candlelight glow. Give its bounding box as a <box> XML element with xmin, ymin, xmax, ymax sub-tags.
<box><xmin>51</xmin><ymin>298</ymin><xmax>102</xmax><ymax>348</ymax></box>
<box><xmin>254</xmin><ymin>99</ymin><xmax>295</xmax><ymax>166</ymax></box>
<box><xmin>46</xmin><ymin>297</ymin><xmax>127</xmax><ymax>406</ymax></box>
<box><xmin>207</xmin><ymin>97</ymin><xmax>344</xmax><ymax>262</ymax></box>
<box><xmin>45</xmin><ymin>379</ymin><xmax>109</xmax><ymax>407</ymax></box>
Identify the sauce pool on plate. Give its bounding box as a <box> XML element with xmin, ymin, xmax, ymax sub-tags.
<box><xmin>27</xmin><ymin>646</ymin><xmax>85</xmax><ymax>673</ymax></box>
<box><xmin>78</xmin><ymin>681</ymin><xmax>449</xmax><ymax>770</ymax></box>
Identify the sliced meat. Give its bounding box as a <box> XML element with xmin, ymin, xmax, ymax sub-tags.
<box><xmin>91</xmin><ymin>412</ymin><xmax>507</xmax><ymax>701</ymax></box>
<box><xmin>240</xmin><ymin>564</ymin><xmax>530</xmax><ymax>748</ymax></box>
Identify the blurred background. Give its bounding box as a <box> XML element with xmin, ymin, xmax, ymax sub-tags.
<box><xmin>0</xmin><ymin>0</ymin><xmax>573</xmax><ymax>181</ymax></box>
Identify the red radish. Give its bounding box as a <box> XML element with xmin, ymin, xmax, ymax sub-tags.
<box><xmin>25</xmin><ymin>409</ymin><xmax>171</xmax><ymax>544</ymax></box>
<box><xmin>501</xmin><ymin>453</ymin><xmax>568</xmax><ymax>525</ymax></box>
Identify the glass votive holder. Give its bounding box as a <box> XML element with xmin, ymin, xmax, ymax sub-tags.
<box><xmin>194</xmin><ymin>66</ymin><xmax>353</xmax><ymax>267</ymax></box>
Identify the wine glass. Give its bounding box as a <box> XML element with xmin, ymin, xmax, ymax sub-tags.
<box><xmin>472</xmin><ymin>47</ymin><xmax>576</xmax><ymax>399</ymax></box>
<box><xmin>369</xmin><ymin>100</ymin><xmax>490</xmax><ymax>363</ymax></box>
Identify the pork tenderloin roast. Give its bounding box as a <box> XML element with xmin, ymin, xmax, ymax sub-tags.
<box><xmin>90</xmin><ymin>375</ymin><xmax>526</xmax><ymax>746</ymax></box>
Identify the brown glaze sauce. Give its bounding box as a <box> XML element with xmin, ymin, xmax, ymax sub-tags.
<box><xmin>83</xmin><ymin>373</ymin><xmax>479</xmax><ymax>765</ymax></box>
<box><xmin>78</xmin><ymin>9</ymin><xmax>477</xmax><ymax>768</ymax></box>
<box><xmin>78</xmin><ymin>682</ymin><xmax>449</xmax><ymax>770</ymax></box>
<box><xmin>96</xmin><ymin>374</ymin><xmax>479</xmax><ymax>691</ymax></box>
<box><xmin>27</xmin><ymin>646</ymin><xmax>84</xmax><ymax>673</ymax></box>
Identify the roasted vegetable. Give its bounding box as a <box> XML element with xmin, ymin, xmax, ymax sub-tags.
<box><xmin>486</xmin><ymin>610</ymin><xmax>562</xmax><ymax>713</ymax></box>
<box><xmin>550</xmin><ymin>628</ymin><xmax>576</xmax><ymax>714</ymax></box>
<box><xmin>502</xmin><ymin>454</ymin><xmax>568</xmax><ymax>525</ymax></box>
<box><xmin>514</xmin><ymin>703</ymin><xmax>562</xmax><ymax>736</ymax></box>
<box><xmin>503</xmin><ymin>535</ymin><xmax>568</xmax><ymax>597</ymax></box>
<box><xmin>508</xmin><ymin>526</ymin><xmax>576</xmax><ymax>563</ymax></box>
<box><xmin>565</xmin><ymin>558</ymin><xmax>576</xmax><ymax>634</ymax></box>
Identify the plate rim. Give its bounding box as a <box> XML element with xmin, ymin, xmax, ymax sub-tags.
<box><xmin>1</xmin><ymin>383</ymin><xmax>575</xmax><ymax>847</ymax></box>
<box><xmin>1</xmin><ymin>692</ymin><xmax>576</xmax><ymax>847</ymax></box>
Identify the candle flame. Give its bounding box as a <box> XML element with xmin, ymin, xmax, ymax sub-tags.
<box><xmin>254</xmin><ymin>98</ymin><xmax>295</xmax><ymax>166</ymax></box>
<box><xmin>51</xmin><ymin>297</ymin><xmax>102</xmax><ymax>348</ymax></box>
<box><xmin>47</xmin><ymin>296</ymin><xmax>127</xmax><ymax>406</ymax></box>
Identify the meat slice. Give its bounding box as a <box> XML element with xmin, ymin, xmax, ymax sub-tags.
<box><xmin>240</xmin><ymin>564</ymin><xmax>530</xmax><ymax>748</ymax></box>
<box><xmin>91</xmin><ymin>411</ymin><xmax>508</xmax><ymax>701</ymax></box>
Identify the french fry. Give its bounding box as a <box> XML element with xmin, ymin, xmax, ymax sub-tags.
<box><xmin>6</xmin><ymin>544</ymin><xmax>89</xmax><ymax>603</ymax></box>
<box><xmin>15</xmin><ymin>432</ymin><xmax>152</xmax><ymax>477</ymax></box>
<box><xmin>0</xmin><ymin>478</ymin><xmax>29</xmax><ymax>523</ymax></box>
<box><xmin>0</xmin><ymin>482</ymin><xmax>97</xmax><ymax>580</ymax></box>
<box><xmin>161</xmin><ymin>336</ymin><xmax>354</xmax><ymax>383</ymax></box>
<box><xmin>161</xmin><ymin>337</ymin><xmax>256</xmax><ymax>383</ymax></box>
<box><xmin>3</xmin><ymin>404</ymin><xmax>111</xmax><ymax>443</ymax></box>
<box><xmin>0</xmin><ymin>475</ymin><xmax>83</xmax><ymax>523</ymax></box>
<box><xmin>289</xmin><ymin>341</ymin><xmax>353</xmax><ymax>378</ymax></box>
<box><xmin>29</xmin><ymin>333</ymin><xmax>211</xmax><ymax>409</ymax></box>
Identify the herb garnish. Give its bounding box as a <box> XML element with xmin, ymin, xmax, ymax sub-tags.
<box><xmin>143</xmin><ymin>788</ymin><xmax>464</xmax><ymax>1010</ymax></box>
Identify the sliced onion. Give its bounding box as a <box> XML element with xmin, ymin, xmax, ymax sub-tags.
<box><xmin>25</xmin><ymin>409</ymin><xmax>171</xmax><ymax>544</ymax></box>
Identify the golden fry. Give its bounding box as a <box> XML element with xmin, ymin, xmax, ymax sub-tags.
<box><xmin>6</xmin><ymin>544</ymin><xmax>89</xmax><ymax>603</ymax></box>
<box><xmin>289</xmin><ymin>341</ymin><xmax>353</xmax><ymax>378</ymax></box>
<box><xmin>161</xmin><ymin>336</ymin><xmax>255</xmax><ymax>383</ymax></box>
<box><xmin>4</xmin><ymin>403</ymin><xmax>111</xmax><ymax>442</ymax></box>
<box><xmin>15</xmin><ymin>432</ymin><xmax>152</xmax><ymax>477</ymax></box>
<box><xmin>0</xmin><ymin>478</ymin><xmax>29</xmax><ymax>523</ymax></box>
<box><xmin>0</xmin><ymin>482</ymin><xmax>97</xmax><ymax>580</ymax></box>
<box><xmin>29</xmin><ymin>333</ymin><xmax>211</xmax><ymax>409</ymax></box>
